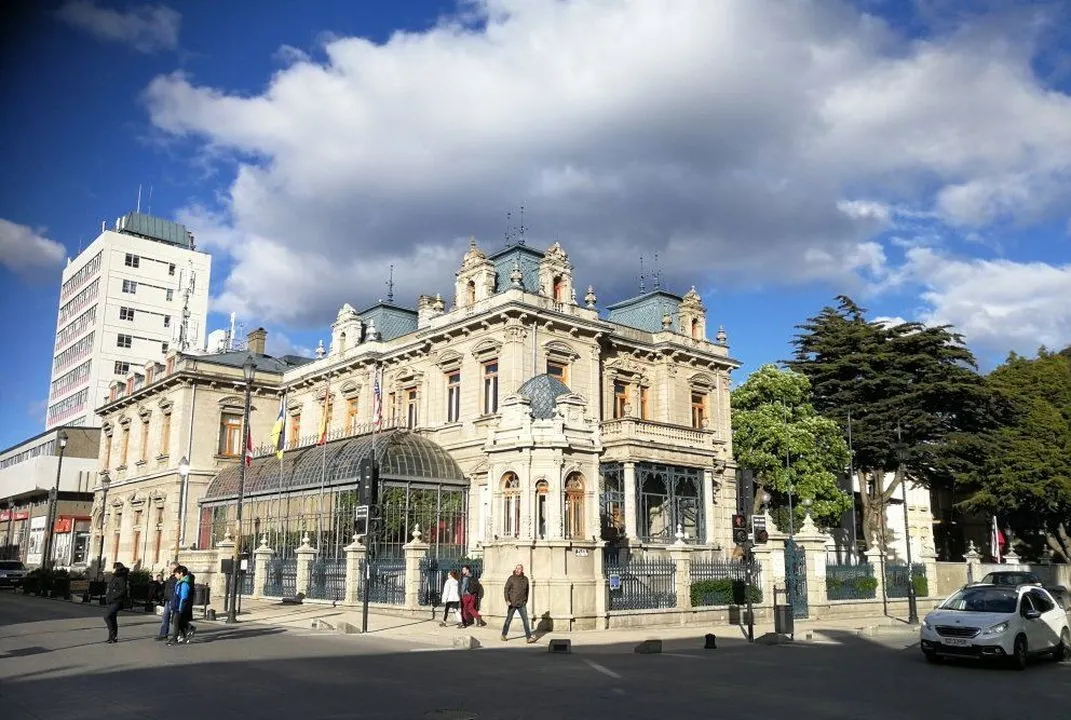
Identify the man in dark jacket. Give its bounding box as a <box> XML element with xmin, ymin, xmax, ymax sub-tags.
<box><xmin>501</xmin><ymin>564</ymin><xmax>536</xmax><ymax>643</ymax></box>
<box><xmin>103</xmin><ymin>562</ymin><xmax>129</xmax><ymax>644</ymax></box>
<box><xmin>155</xmin><ymin>563</ymin><xmax>179</xmax><ymax>641</ymax></box>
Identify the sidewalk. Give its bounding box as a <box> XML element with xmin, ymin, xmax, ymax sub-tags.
<box><xmin>220</xmin><ymin>599</ymin><xmax>921</xmax><ymax>650</ymax></box>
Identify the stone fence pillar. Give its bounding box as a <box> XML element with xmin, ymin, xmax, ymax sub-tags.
<box><xmin>252</xmin><ymin>537</ymin><xmax>273</xmax><ymax>599</ymax></box>
<box><xmin>214</xmin><ymin>533</ymin><xmax>235</xmax><ymax>610</ymax></box>
<box><xmin>404</xmin><ymin>526</ymin><xmax>429</xmax><ymax>610</ymax></box>
<box><xmin>669</xmin><ymin>532</ymin><xmax>693</xmax><ymax>612</ymax></box>
<box><xmin>750</xmin><ymin>543</ymin><xmax>776</xmax><ymax>606</ymax></box>
<box><xmin>795</xmin><ymin>514</ymin><xmax>830</xmax><ymax>610</ymax></box>
<box><xmin>1002</xmin><ymin>549</ymin><xmax>1021</xmax><ymax>567</ymax></box>
<box><xmin>295</xmin><ymin>534</ymin><xmax>317</xmax><ymax>598</ymax></box>
<box><xmin>344</xmin><ymin>535</ymin><xmax>366</xmax><ymax>606</ymax></box>
<box><xmin>865</xmin><ymin>546</ymin><xmax>885</xmax><ymax>600</ymax></box>
<box><xmin>963</xmin><ymin>541</ymin><xmax>981</xmax><ymax>584</ymax></box>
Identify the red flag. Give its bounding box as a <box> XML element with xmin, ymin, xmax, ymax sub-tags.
<box><xmin>244</xmin><ymin>424</ymin><xmax>254</xmax><ymax>467</ymax></box>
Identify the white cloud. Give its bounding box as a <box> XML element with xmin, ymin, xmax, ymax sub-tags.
<box><xmin>903</xmin><ymin>247</ymin><xmax>1071</xmax><ymax>352</ymax></box>
<box><xmin>56</xmin><ymin>1</ymin><xmax>180</xmax><ymax>53</ymax></box>
<box><xmin>140</xmin><ymin>0</ymin><xmax>1071</xmax><ymax>329</ymax></box>
<box><xmin>265</xmin><ymin>330</ymin><xmax>314</xmax><ymax>359</ymax></box>
<box><xmin>0</xmin><ymin>219</ymin><xmax>66</xmax><ymax>276</ymax></box>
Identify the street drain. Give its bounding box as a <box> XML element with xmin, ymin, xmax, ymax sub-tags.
<box><xmin>425</xmin><ymin>711</ymin><xmax>478</xmax><ymax>720</ymax></box>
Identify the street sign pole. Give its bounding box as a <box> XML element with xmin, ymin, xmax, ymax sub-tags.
<box><xmin>745</xmin><ymin>541</ymin><xmax>755</xmax><ymax>643</ymax></box>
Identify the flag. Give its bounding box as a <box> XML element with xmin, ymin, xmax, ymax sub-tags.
<box><xmin>990</xmin><ymin>516</ymin><xmax>1004</xmax><ymax>562</ymax></box>
<box><xmin>318</xmin><ymin>380</ymin><xmax>330</xmax><ymax>445</ymax></box>
<box><xmin>372</xmin><ymin>370</ymin><xmax>382</xmax><ymax>428</ymax></box>
<box><xmin>244</xmin><ymin>423</ymin><xmax>253</xmax><ymax>467</ymax></box>
<box><xmin>271</xmin><ymin>394</ymin><xmax>287</xmax><ymax>459</ymax></box>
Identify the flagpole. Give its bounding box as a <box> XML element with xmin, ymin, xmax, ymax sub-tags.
<box><xmin>317</xmin><ymin>378</ymin><xmax>330</xmax><ymax>550</ymax></box>
<box><xmin>275</xmin><ymin>392</ymin><xmax>286</xmax><ymax>551</ymax></box>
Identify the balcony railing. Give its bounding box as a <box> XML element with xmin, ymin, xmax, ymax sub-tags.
<box><xmin>600</xmin><ymin>417</ymin><xmax>718</xmax><ymax>449</ymax></box>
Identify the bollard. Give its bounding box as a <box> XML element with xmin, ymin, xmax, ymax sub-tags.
<box><xmin>704</xmin><ymin>633</ymin><xmax>717</xmax><ymax>649</ymax></box>
<box><xmin>634</xmin><ymin>639</ymin><xmax>662</xmax><ymax>654</ymax></box>
<box><xmin>548</xmin><ymin>639</ymin><xmax>572</xmax><ymax>654</ymax></box>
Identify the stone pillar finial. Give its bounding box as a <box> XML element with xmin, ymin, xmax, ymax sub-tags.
<box><xmin>411</xmin><ymin>524</ymin><xmax>422</xmax><ymax>543</ymax></box>
<box><xmin>584</xmin><ymin>285</ymin><xmax>597</xmax><ymax>309</ymax></box>
<box><xmin>716</xmin><ymin>325</ymin><xmax>727</xmax><ymax>344</ymax></box>
<box><xmin>259</xmin><ymin>535</ymin><xmax>268</xmax><ymax>549</ymax></box>
<box><xmin>674</xmin><ymin>523</ymin><xmax>686</xmax><ymax>545</ymax></box>
<box><xmin>223</xmin><ymin>529</ymin><xmax>233</xmax><ymax>542</ymax></box>
<box><xmin>300</xmin><ymin>532</ymin><xmax>311</xmax><ymax>548</ymax></box>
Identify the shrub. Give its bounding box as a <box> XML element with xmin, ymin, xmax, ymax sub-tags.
<box><xmin>913</xmin><ymin>575</ymin><xmax>929</xmax><ymax>598</ymax></box>
<box><xmin>691</xmin><ymin>578</ymin><xmax>762</xmax><ymax>606</ymax></box>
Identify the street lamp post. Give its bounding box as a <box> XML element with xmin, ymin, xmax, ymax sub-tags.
<box><xmin>226</xmin><ymin>355</ymin><xmax>256</xmax><ymax>624</ymax></box>
<box><xmin>173</xmin><ymin>456</ymin><xmax>191</xmax><ymax>562</ymax></box>
<box><xmin>95</xmin><ymin>472</ymin><xmax>111</xmax><ymax>579</ymax></box>
<box><xmin>41</xmin><ymin>430</ymin><xmax>69</xmax><ymax>570</ymax></box>
<box><xmin>895</xmin><ymin>424</ymin><xmax>919</xmax><ymax>624</ymax></box>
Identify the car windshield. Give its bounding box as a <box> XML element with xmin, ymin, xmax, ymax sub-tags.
<box><xmin>0</xmin><ymin>561</ymin><xmax>24</xmax><ymax>570</ymax></box>
<box><xmin>941</xmin><ymin>586</ymin><xmax>1018</xmax><ymax>613</ymax></box>
<box><xmin>981</xmin><ymin>572</ymin><xmax>1038</xmax><ymax>585</ymax></box>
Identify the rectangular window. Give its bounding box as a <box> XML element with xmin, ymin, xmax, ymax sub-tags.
<box><xmin>161</xmin><ymin>342</ymin><xmax>169</xmax><ymax>353</ymax></box>
<box><xmin>613</xmin><ymin>381</ymin><xmax>628</xmax><ymax>419</ymax></box>
<box><xmin>168</xmin><ymin>263</ymin><xmax>176</xmax><ymax>276</ymax></box>
<box><xmin>103</xmin><ymin>433</ymin><xmax>112</xmax><ymax>468</ymax></box>
<box><xmin>114</xmin><ymin>361</ymin><xmax>130</xmax><ymax>375</ymax></box>
<box><xmin>124</xmin><ymin>253</ymin><xmax>140</xmax><ymax>268</ymax></box>
<box><xmin>116</xmin><ymin>334</ymin><xmax>132</xmax><ymax>349</ymax></box>
<box><xmin>546</xmin><ymin>360</ymin><xmax>568</xmax><ymax>383</ymax></box>
<box><xmin>119</xmin><ymin>306</ymin><xmax>135</xmax><ymax>321</ymax></box>
<box><xmin>446</xmin><ymin>371</ymin><xmax>461</xmax><ymax>423</ymax></box>
<box><xmin>406</xmin><ymin>389</ymin><xmax>418</xmax><ymax>429</ymax></box>
<box><xmin>152</xmin><ymin>508</ymin><xmax>163</xmax><ymax>565</ymax></box>
<box><xmin>122</xmin><ymin>280</ymin><xmax>137</xmax><ymax>294</ymax></box>
<box><xmin>482</xmin><ymin>361</ymin><xmax>499</xmax><ymax>414</ymax></box>
<box><xmin>219</xmin><ymin>413</ymin><xmax>243</xmax><ymax>456</ymax></box>
<box><xmin>388</xmin><ymin>392</ymin><xmax>396</xmax><ymax>424</ymax></box>
<box><xmin>289</xmin><ymin>413</ymin><xmax>301</xmax><ymax>448</ymax></box>
<box><xmin>166</xmin><ymin>289</ymin><xmax>173</xmax><ymax>301</ymax></box>
<box><xmin>346</xmin><ymin>397</ymin><xmax>359</xmax><ymax>434</ymax></box>
<box><xmin>160</xmin><ymin>413</ymin><xmax>171</xmax><ymax>456</ymax></box>
<box><xmin>640</xmin><ymin>386</ymin><xmax>650</xmax><ymax>420</ymax></box>
<box><xmin>120</xmin><ymin>426</ymin><xmax>130</xmax><ymax>466</ymax></box>
<box><xmin>139</xmin><ymin>418</ymin><xmax>150</xmax><ymax>462</ymax></box>
<box><xmin>691</xmin><ymin>392</ymin><xmax>707</xmax><ymax>429</ymax></box>
<box><xmin>163</xmin><ymin>315</ymin><xmax>171</xmax><ymax>327</ymax></box>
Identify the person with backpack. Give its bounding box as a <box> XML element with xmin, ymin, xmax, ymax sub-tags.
<box><xmin>103</xmin><ymin>562</ymin><xmax>129</xmax><ymax>644</ymax></box>
<box><xmin>166</xmin><ymin>565</ymin><xmax>197</xmax><ymax>646</ymax></box>
<box><xmin>458</xmin><ymin>564</ymin><xmax>486</xmax><ymax>628</ymax></box>
<box><xmin>154</xmin><ymin>563</ymin><xmax>179</xmax><ymax>641</ymax></box>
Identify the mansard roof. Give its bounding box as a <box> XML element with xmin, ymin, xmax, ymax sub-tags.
<box><xmin>604</xmin><ymin>290</ymin><xmax>685</xmax><ymax>334</ymax></box>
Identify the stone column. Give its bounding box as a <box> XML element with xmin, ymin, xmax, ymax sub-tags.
<box><xmin>865</xmin><ymin>545</ymin><xmax>886</xmax><ymax>600</ymax></box>
<box><xmin>214</xmin><ymin>533</ymin><xmax>235</xmax><ymax>611</ymax></box>
<box><xmin>593</xmin><ymin>535</ymin><xmax>608</xmax><ymax>624</ymax></box>
<box><xmin>702</xmin><ymin>468</ymin><xmax>717</xmax><ymax>545</ymax></box>
<box><xmin>252</xmin><ymin>536</ymin><xmax>273</xmax><ymax>600</ymax></box>
<box><xmin>295</xmin><ymin>533</ymin><xmax>317</xmax><ymax>598</ymax></box>
<box><xmin>749</xmin><ymin>543</ymin><xmax>775</xmax><ymax>607</ymax></box>
<box><xmin>344</xmin><ymin>535</ymin><xmax>366</xmax><ymax>606</ymax></box>
<box><xmin>669</xmin><ymin>529</ymin><xmax>693</xmax><ymax>611</ymax></box>
<box><xmin>623</xmin><ymin>461</ymin><xmax>638</xmax><ymax>541</ymax></box>
<box><xmin>1002</xmin><ymin>549</ymin><xmax>1021</xmax><ymax>567</ymax></box>
<box><xmin>963</xmin><ymin>541</ymin><xmax>981</xmax><ymax>584</ymax></box>
<box><xmin>795</xmin><ymin>513</ymin><xmax>830</xmax><ymax>612</ymax></box>
<box><xmin>403</xmin><ymin>526</ymin><xmax>430</xmax><ymax>610</ymax></box>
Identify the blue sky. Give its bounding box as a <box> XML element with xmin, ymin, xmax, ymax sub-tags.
<box><xmin>2</xmin><ymin>0</ymin><xmax>1070</xmax><ymax>449</ymax></box>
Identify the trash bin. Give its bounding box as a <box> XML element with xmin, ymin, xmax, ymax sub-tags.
<box><xmin>773</xmin><ymin>604</ymin><xmax>794</xmax><ymax>636</ymax></box>
<box><xmin>193</xmin><ymin>583</ymin><xmax>209</xmax><ymax>607</ymax></box>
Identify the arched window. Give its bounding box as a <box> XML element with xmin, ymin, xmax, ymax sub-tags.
<box><xmin>690</xmin><ymin>318</ymin><xmax>700</xmax><ymax>339</ymax></box>
<box><xmin>339</xmin><ymin>331</ymin><xmax>347</xmax><ymax>353</ymax></box>
<box><xmin>564</xmin><ymin>473</ymin><xmax>585</xmax><ymax>539</ymax></box>
<box><xmin>467</xmin><ymin>280</ymin><xmax>477</xmax><ymax>305</ymax></box>
<box><xmin>641</xmin><ymin>473</ymin><xmax>669</xmax><ymax>541</ymax></box>
<box><xmin>674</xmin><ymin>474</ymin><xmax>701</xmax><ymax>541</ymax></box>
<box><xmin>535</xmin><ymin>479</ymin><xmax>549</xmax><ymax>539</ymax></box>
<box><xmin>502</xmin><ymin>472</ymin><xmax>520</xmax><ymax>538</ymax></box>
<box><xmin>552</xmin><ymin>275</ymin><xmax>564</xmax><ymax>302</ymax></box>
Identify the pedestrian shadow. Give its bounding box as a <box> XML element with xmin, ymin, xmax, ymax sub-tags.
<box><xmin>190</xmin><ymin>626</ymin><xmax>288</xmax><ymax>644</ymax></box>
<box><xmin>0</xmin><ymin>646</ymin><xmax>50</xmax><ymax>658</ymax></box>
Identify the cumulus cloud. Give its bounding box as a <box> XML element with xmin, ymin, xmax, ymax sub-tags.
<box><xmin>141</xmin><ymin>0</ymin><xmax>1071</xmax><ymax>332</ymax></box>
<box><xmin>904</xmin><ymin>248</ymin><xmax>1071</xmax><ymax>352</ymax></box>
<box><xmin>56</xmin><ymin>1</ymin><xmax>180</xmax><ymax>53</ymax></box>
<box><xmin>0</xmin><ymin>219</ymin><xmax>66</xmax><ymax>276</ymax></box>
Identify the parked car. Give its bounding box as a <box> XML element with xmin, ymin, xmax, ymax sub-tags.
<box><xmin>920</xmin><ymin>584</ymin><xmax>1070</xmax><ymax>669</ymax></box>
<box><xmin>0</xmin><ymin>560</ymin><xmax>27</xmax><ymax>588</ymax></box>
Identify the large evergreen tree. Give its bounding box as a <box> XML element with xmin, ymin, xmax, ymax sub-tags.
<box><xmin>789</xmin><ymin>296</ymin><xmax>992</xmax><ymax>550</ymax></box>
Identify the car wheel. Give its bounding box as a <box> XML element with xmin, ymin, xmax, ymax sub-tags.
<box><xmin>1055</xmin><ymin>628</ymin><xmax>1070</xmax><ymax>662</ymax></box>
<box><xmin>923</xmin><ymin>651</ymin><xmax>942</xmax><ymax>664</ymax></box>
<box><xmin>1011</xmin><ymin>634</ymin><xmax>1029</xmax><ymax>671</ymax></box>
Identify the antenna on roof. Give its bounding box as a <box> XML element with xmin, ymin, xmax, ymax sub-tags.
<box><xmin>653</xmin><ymin>252</ymin><xmax>662</xmax><ymax>290</ymax></box>
<box><xmin>136</xmin><ymin>184</ymin><xmax>142</xmax><ymax>214</ymax></box>
<box><xmin>147</xmin><ymin>185</ymin><xmax>153</xmax><ymax>215</ymax></box>
<box><xmin>386</xmin><ymin>264</ymin><xmax>395</xmax><ymax>303</ymax></box>
<box><xmin>639</xmin><ymin>256</ymin><xmax>647</xmax><ymax>293</ymax></box>
<box><xmin>518</xmin><ymin>204</ymin><xmax>526</xmax><ymax>246</ymax></box>
<box><xmin>504</xmin><ymin>210</ymin><xmax>514</xmax><ymax>247</ymax></box>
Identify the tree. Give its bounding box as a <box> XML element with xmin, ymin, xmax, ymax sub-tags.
<box><xmin>789</xmin><ymin>296</ymin><xmax>991</xmax><ymax>550</ymax></box>
<box><xmin>731</xmin><ymin>364</ymin><xmax>852</xmax><ymax>531</ymax></box>
<box><xmin>957</xmin><ymin>349</ymin><xmax>1071</xmax><ymax>562</ymax></box>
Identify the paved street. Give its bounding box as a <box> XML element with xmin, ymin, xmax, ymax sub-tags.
<box><xmin>2</xmin><ymin>591</ymin><xmax>1068</xmax><ymax>720</ymax></box>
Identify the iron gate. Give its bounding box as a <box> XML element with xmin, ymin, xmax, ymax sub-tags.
<box><xmin>263</xmin><ymin>557</ymin><xmax>297</xmax><ymax>597</ymax></box>
<box><xmin>239</xmin><ymin>560</ymin><xmax>255</xmax><ymax>596</ymax></box>
<box><xmin>308</xmin><ymin>558</ymin><xmax>346</xmax><ymax>601</ymax></box>
<box><xmin>360</xmin><ymin>558</ymin><xmax>405</xmax><ymax>605</ymax></box>
<box><xmin>784</xmin><ymin>539</ymin><xmax>809</xmax><ymax>619</ymax></box>
<box><xmin>418</xmin><ymin>556</ymin><xmax>483</xmax><ymax>606</ymax></box>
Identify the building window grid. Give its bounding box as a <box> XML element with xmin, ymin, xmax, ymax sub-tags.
<box><xmin>690</xmin><ymin>391</ymin><xmax>707</xmax><ymax>429</ymax></box>
<box><xmin>219</xmin><ymin>413</ymin><xmax>243</xmax><ymax>456</ymax></box>
<box><xmin>119</xmin><ymin>425</ymin><xmax>130</xmax><ymax>466</ymax></box>
<box><xmin>637</xmin><ymin>463</ymin><xmax>703</xmax><ymax>544</ymax></box>
<box><xmin>345</xmin><ymin>397</ymin><xmax>359</xmax><ymax>434</ymax></box>
<box><xmin>47</xmin><ymin>388</ymin><xmax>89</xmax><ymax>424</ymax></box>
<box><xmin>139</xmin><ymin>418</ymin><xmax>150</xmax><ymax>463</ymax></box>
<box><xmin>119</xmin><ymin>306</ymin><xmax>135</xmax><ymax>321</ymax></box>
<box><xmin>60</xmin><ymin>251</ymin><xmax>102</xmax><ymax>300</ymax></box>
<box><xmin>124</xmin><ymin>253</ymin><xmax>140</xmax><ymax>268</ymax></box>
<box><xmin>446</xmin><ymin>371</ymin><xmax>461</xmax><ymax>423</ymax></box>
<box><xmin>406</xmin><ymin>389</ymin><xmax>418</xmax><ymax>429</ymax></box>
<box><xmin>53</xmin><ymin>332</ymin><xmax>95</xmax><ymax>372</ymax></box>
<box><xmin>121</xmin><ymin>279</ymin><xmax>137</xmax><ymax>294</ymax></box>
<box><xmin>482</xmin><ymin>361</ymin><xmax>499</xmax><ymax>414</ymax></box>
<box><xmin>55</xmin><ymin>306</ymin><xmax>97</xmax><ymax>349</ymax></box>
<box><xmin>114</xmin><ymin>361</ymin><xmax>130</xmax><ymax>375</ymax></box>
<box><xmin>58</xmin><ymin>279</ymin><xmax>100</xmax><ymax>323</ymax></box>
<box><xmin>50</xmin><ymin>359</ymin><xmax>92</xmax><ymax>396</ymax></box>
<box><xmin>546</xmin><ymin>360</ymin><xmax>568</xmax><ymax>383</ymax></box>
<box><xmin>613</xmin><ymin>380</ymin><xmax>628</xmax><ymax>419</ymax></box>
<box><xmin>116</xmin><ymin>334</ymin><xmax>132</xmax><ymax>349</ymax></box>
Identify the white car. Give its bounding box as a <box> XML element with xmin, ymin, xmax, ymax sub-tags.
<box><xmin>920</xmin><ymin>584</ymin><xmax>1070</xmax><ymax>669</ymax></box>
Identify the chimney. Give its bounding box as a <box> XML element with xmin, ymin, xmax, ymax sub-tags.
<box><xmin>247</xmin><ymin>327</ymin><xmax>267</xmax><ymax>355</ymax></box>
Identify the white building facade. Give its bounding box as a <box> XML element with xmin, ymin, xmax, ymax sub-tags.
<box><xmin>47</xmin><ymin>212</ymin><xmax>211</xmax><ymax>430</ymax></box>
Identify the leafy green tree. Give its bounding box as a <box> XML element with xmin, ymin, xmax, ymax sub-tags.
<box><xmin>957</xmin><ymin>349</ymin><xmax>1071</xmax><ymax>562</ymax></box>
<box><xmin>789</xmin><ymin>296</ymin><xmax>991</xmax><ymax>550</ymax></box>
<box><xmin>731</xmin><ymin>364</ymin><xmax>852</xmax><ymax>530</ymax></box>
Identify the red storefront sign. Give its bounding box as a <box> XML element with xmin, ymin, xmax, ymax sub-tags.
<box><xmin>0</xmin><ymin>510</ymin><xmax>29</xmax><ymax>522</ymax></box>
<box><xmin>54</xmin><ymin>517</ymin><xmax>73</xmax><ymax>533</ymax></box>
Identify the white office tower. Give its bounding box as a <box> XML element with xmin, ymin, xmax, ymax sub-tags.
<box><xmin>46</xmin><ymin>212</ymin><xmax>212</xmax><ymax>429</ymax></box>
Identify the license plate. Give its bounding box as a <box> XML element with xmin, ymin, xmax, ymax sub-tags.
<box><xmin>943</xmin><ymin>637</ymin><xmax>970</xmax><ymax>647</ymax></box>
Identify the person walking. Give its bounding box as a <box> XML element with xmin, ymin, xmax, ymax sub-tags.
<box><xmin>154</xmin><ymin>562</ymin><xmax>179</xmax><ymax>641</ymax></box>
<box><xmin>167</xmin><ymin>565</ymin><xmax>196</xmax><ymax>646</ymax></box>
<box><xmin>459</xmin><ymin>564</ymin><xmax>485</xmax><ymax>628</ymax></box>
<box><xmin>103</xmin><ymin>562</ymin><xmax>129</xmax><ymax>644</ymax></box>
<box><xmin>439</xmin><ymin>570</ymin><xmax>462</xmax><ymax>627</ymax></box>
<box><xmin>501</xmin><ymin>564</ymin><xmax>535</xmax><ymax>643</ymax></box>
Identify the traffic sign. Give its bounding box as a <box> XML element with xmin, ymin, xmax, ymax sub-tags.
<box><xmin>752</xmin><ymin>514</ymin><xmax>769</xmax><ymax>544</ymax></box>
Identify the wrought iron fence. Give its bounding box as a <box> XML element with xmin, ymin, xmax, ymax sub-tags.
<box><xmin>308</xmin><ymin>558</ymin><xmax>347</xmax><ymax>601</ymax></box>
<box><xmin>690</xmin><ymin>558</ymin><xmax>763</xmax><ymax>606</ymax></box>
<box><xmin>263</xmin><ymin>557</ymin><xmax>297</xmax><ymax>597</ymax></box>
<box><xmin>604</xmin><ymin>556</ymin><xmax>676</xmax><ymax>611</ymax></box>
<box><xmin>360</xmin><ymin>558</ymin><xmax>405</xmax><ymax>605</ymax></box>
<box><xmin>885</xmin><ymin>563</ymin><xmax>928</xmax><ymax>598</ymax></box>
<box><xmin>418</xmin><ymin>555</ymin><xmax>483</xmax><ymax>606</ymax></box>
<box><xmin>239</xmin><ymin>561</ymin><xmax>256</xmax><ymax>596</ymax></box>
<box><xmin>825</xmin><ymin>563</ymin><xmax>877</xmax><ymax>600</ymax></box>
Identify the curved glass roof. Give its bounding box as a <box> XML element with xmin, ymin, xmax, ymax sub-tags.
<box><xmin>202</xmin><ymin>429</ymin><xmax>466</xmax><ymax>503</ymax></box>
<box><xmin>517</xmin><ymin>373</ymin><xmax>572</xmax><ymax>419</ymax></box>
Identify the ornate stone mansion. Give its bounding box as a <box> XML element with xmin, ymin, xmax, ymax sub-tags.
<box><xmin>91</xmin><ymin>238</ymin><xmax>740</xmax><ymax>626</ymax></box>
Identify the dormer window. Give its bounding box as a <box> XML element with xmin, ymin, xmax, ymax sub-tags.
<box><xmin>466</xmin><ymin>280</ymin><xmax>476</xmax><ymax>305</ymax></box>
<box><xmin>552</xmin><ymin>275</ymin><xmax>564</xmax><ymax>302</ymax></box>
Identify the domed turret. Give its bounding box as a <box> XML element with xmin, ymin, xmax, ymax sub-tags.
<box><xmin>516</xmin><ymin>374</ymin><xmax>572</xmax><ymax>419</ymax></box>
